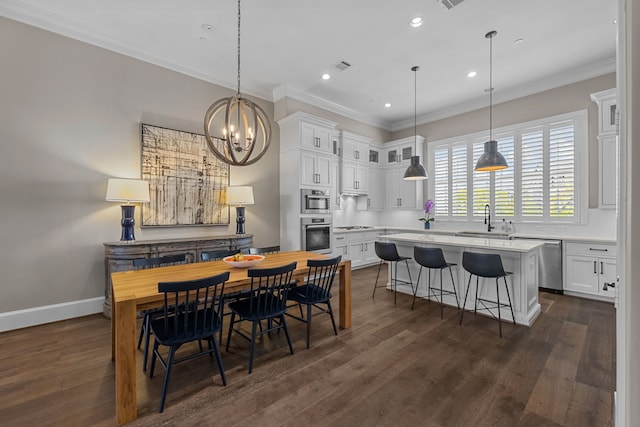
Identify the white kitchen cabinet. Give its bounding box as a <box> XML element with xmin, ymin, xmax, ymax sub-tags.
<box><xmin>333</xmin><ymin>233</ymin><xmax>348</xmax><ymax>258</ymax></box>
<box><xmin>341</xmin><ymin>131</ymin><xmax>371</xmax><ymax>163</ymax></box>
<box><xmin>590</xmin><ymin>88</ymin><xmax>618</xmax><ymax>209</ymax></box>
<box><xmin>300</xmin><ymin>150</ymin><xmax>332</xmax><ymax>188</ymax></box>
<box><xmin>384</xmin><ymin>166</ymin><xmax>422</xmax><ymax>209</ymax></box>
<box><xmin>364</xmin><ymin>166</ymin><xmax>384</xmax><ymax>210</ymax></box>
<box><xmin>341</xmin><ymin>160</ymin><xmax>368</xmax><ymax>194</ymax></box>
<box><xmin>335</xmin><ymin>230</ymin><xmax>381</xmax><ymax>269</ymax></box>
<box><xmin>564</xmin><ymin>241</ymin><xmax>616</xmax><ymax>300</ymax></box>
<box><xmin>331</xmin><ymin>162</ymin><xmax>341</xmax><ymax>210</ymax></box>
<box><xmin>300</xmin><ymin>121</ymin><xmax>333</xmax><ymax>153</ymax></box>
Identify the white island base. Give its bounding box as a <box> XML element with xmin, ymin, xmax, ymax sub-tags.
<box><xmin>380</xmin><ymin>233</ymin><xmax>543</xmax><ymax>327</ymax></box>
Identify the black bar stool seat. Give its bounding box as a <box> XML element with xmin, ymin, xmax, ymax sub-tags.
<box><xmin>412</xmin><ymin>246</ymin><xmax>460</xmax><ymax>317</ymax></box>
<box><xmin>459</xmin><ymin>251</ymin><xmax>516</xmax><ymax>337</ymax></box>
<box><xmin>373</xmin><ymin>241</ymin><xmax>414</xmax><ymax>305</ymax></box>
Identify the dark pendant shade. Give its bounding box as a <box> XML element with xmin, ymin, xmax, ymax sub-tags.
<box><xmin>475</xmin><ymin>140</ymin><xmax>508</xmax><ymax>171</ymax></box>
<box><xmin>404</xmin><ymin>156</ymin><xmax>428</xmax><ymax>180</ymax></box>
<box><xmin>403</xmin><ymin>65</ymin><xmax>428</xmax><ymax>181</ymax></box>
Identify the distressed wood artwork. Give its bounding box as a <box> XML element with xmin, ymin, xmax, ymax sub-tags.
<box><xmin>141</xmin><ymin>124</ymin><xmax>229</xmax><ymax>226</ymax></box>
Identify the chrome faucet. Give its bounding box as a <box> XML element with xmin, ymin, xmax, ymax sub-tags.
<box><xmin>484</xmin><ymin>204</ymin><xmax>494</xmax><ymax>232</ymax></box>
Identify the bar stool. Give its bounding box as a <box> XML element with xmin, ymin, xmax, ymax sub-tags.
<box><xmin>459</xmin><ymin>251</ymin><xmax>516</xmax><ymax>337</ymax></box>
<box><xmin>373</xmin><ymin>241</ymin><xmax>414</xmax><ymax>305</ymax></box>
<box><xmin>412</xmin><ymin>246</ymin><xmax>460</xmax><ymax>317</ymax></box>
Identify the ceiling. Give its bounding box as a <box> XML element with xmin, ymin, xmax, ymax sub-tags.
<box><xmin>0</xmin><ymin>0</ymin><xmax>617</xmax><ymax>131</ymax></box>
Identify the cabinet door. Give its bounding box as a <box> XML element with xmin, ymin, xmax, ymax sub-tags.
<box><xmin>332</xmin><ymin>162</ymin><xmax>341</xmax><ymax>210</ymax></box>
<box><xmin>384</xmin><ymin>166</ymin><xmax>420</xmax><ymax>209</ymax></box>
<box><xmin>315</xmin><ymin>152</ymin><xmax>332</xmax><ymax>187</ymax></box>
<box><xmin>385</xmin><ymin>167</ymin><xmax>402</xmax><ymax>208</ymax></box>
<box><xmin>348</xmin><ymin>241</ymin><xmax>364</xmax><ymax>268</ymax></box>
<box><xmin>300</xmin><ymin>150</ymin><xmax>318</xmax><ymax>186</ymax></box>
<box><xmin>355</xmin><ymin>164</ymin><xmax>368</xmax><ymax>192</ymax></box>
<box><xmin>301</xmin><ymin>122</ymin><xmax>332</xmax><ymax>153</ymax></box>
<box><xmin>367</xmin><ymin>166</ymin><xmax>384</xmax><ymax>210</ymax></box>
<box><xmin>333</xmin><ymin>234</ymin><xmax>348</xmax><ymax>258</ymax></box>
<box><xmin>599</xmin><ymin>134</ymin><xmax>617</xmax><ymax>208</ymax></box>
<box><xmin>342</xmin><ymin>161</ymin><xmax>357</xmax><ymax>193</ymax></box>
<box><xmin>565</xmin><ymin>255</ymin><xmax>600</xmax><ymax>295</ymax></box>
<box><xmin>398</xmin><ymin>172</ymin><xmax>418</xmax><ymax>208</ymax></box>
<box><xmin>599</xmin><ymin>258</ymin><xmax>617</xmax><ymax>295</ymax></box>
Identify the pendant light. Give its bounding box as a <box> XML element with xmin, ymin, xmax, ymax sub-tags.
<box><xmin>204</xmin><ymin>0</ymin><xmax>271</xmax><ymax>166</ymax></box>
<box><xmin>403</xmin><ymin>65</ymin><xmax>428</xmax><ymax>181</ymax></box>
<box><xmin>474</xmin><ymin>30</ymin><xmax>508</xmax><ymax>172</ymax></box>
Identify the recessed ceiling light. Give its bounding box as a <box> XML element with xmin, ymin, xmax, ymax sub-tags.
<box><xmin>201</xmin><ymin>23</ymin><xmax>213</xmax><ymax>31</ymax></box>
<box><xmin>321</xmin><ymin>73</ymin><xmax>331</xmax><ymax>80</ymax></box>
<box><xmin>467</xmin><ymin>71</ymin><xmax>477</xmax><ymax>78</ymax></box>
<box><xmin>384</xmin><ymin>103</ymin><xmax>391</xmax><ymax>108</ymax></box>
<box><xmin>613</xmin><ymin>19</ymin><xmax>617</xmax><ymax>24</ymax></box>
<box><xmin>513</xmin><ymin>38</ymin><xmax>524</xmax><ymax>45</ymax></box>
<box><xmin>410</xmin><ymin>17</ymin><xmax>423</xmax><ymax>28</ymax></box>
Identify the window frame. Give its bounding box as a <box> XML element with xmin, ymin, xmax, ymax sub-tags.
<box><xmin>427</xmin><ymin>110</ymin><xmax>588</xmax><ymax>225</ymax></box>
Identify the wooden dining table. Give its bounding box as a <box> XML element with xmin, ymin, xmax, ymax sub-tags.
<box><xmin>110</xmin><ymin>250</ymin><xmax>352</xmax><ymax>425</ymax></box>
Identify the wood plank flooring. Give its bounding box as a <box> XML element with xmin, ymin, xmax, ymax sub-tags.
<box><xmin>0</xmin><ymin>265</ymin><xmax>615</xmax><ymax>426</ymax></box>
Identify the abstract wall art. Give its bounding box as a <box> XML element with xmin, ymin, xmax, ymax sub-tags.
<box><xmin>140</xmin><ymin>124</ymin><xmax>230</xmax><ymax>227</ymax></box>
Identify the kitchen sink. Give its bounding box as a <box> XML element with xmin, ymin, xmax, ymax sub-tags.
<box><xmin>455</xmin><ymin>230</ymin><xmax>511</xmax><ymax>239</ymax></box>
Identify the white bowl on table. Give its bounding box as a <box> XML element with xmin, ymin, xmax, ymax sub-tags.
<box><xmin>223</xmin><ymin>254</ymin><xmax>265</xmax><ymax>268</ymax></box>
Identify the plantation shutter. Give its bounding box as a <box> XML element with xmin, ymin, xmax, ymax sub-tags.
<box><xmin>493</xmin><ymin>135</ymin><xmax>515</xmax><ymax>216</ymax></box>
<box><xmin>433</xmin><ymin>147</ymin><xmax>449</xmax><ymax>216</ymax></box>
<box><xmin>549</xmin><ymin>121</ymin><xmax>575</xmax><ymax>217</ymax></box>
<box><xmin>521</xmin><ymin>127</ymin><xmax>544</xmax><ymax>217</ymax></box>
<box><xmin>472</xmin><ymin>141</ymin><xmax>490</xmax><ymax>217</ymax></box>
<box><xmin>451</xmin><ymin>144</ymin><xmax>467</xmax><ymax>216</ymax></box>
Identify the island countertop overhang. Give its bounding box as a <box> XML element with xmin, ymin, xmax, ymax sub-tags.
<box><xmin>379</xmin><ymin>232</ymin><xmax>544</xmax><ymax>253</ymax></box>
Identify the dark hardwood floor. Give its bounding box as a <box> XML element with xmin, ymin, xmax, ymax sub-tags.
<box><xmin>0</xmin><ymin>265</ymin><xmax>615</xmax><ymax>426</ymax></box>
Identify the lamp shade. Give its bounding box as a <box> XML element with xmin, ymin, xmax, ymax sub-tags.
<box><xmin>474</xmin><ymin>140</ymin><xmax>508</xmax><ymax>171</ymax></box>
<box><xmin>106</xmin><ymin>178</ymin><xmax>150</xmax><ymax>203</ymax></box>
<box><xmin>226</xmin><ymin>186</ymin><xmax>254</xmax><ymax>206</ymax></box>
<box><xmin>403</xmin><ymin>156</ymin><xmax>428</xmax><ymax>180</ymax></box>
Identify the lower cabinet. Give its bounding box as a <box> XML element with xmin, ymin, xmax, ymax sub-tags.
<box><xmin>333</xmin><ymin>230</ymin><xmax>381</xmax><ymax>268</ymax></box>
<box><xmin>564</xmin><ymin>241</ymin><xmax>617</xmax><ymax>300</ymax></box>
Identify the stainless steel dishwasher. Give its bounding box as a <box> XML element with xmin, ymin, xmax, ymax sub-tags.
<box><xmin>513</xmin><ymin>237</ymin><xmax>563</xmax><ymax>293</ymax></box>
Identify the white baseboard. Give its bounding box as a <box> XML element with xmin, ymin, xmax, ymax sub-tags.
<box><xmin>0</xmin><ymin>297</ymin><xmax>105</xmax><ymax>332</ymax></box>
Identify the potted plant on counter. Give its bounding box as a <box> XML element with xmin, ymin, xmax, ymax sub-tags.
<box><xmin>419</xmin><ymin>199</ymin><xmax>435</xmax><ymax>229</ymax></box>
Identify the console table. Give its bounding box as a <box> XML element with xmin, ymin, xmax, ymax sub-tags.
<box><xmin>103</xmin><ymin>234</ymin><xmax>252</xmax><ymax>318</ymax></box>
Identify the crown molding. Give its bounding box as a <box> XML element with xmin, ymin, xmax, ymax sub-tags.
<box><xmin>0</xmin><ymin>2</ymin><xmax>272</xmax><ymax>102</ymax></box>
<box><xmin>391</xmin><ymin>56</ymin><xmax>616</xmax><ymax>132</ymax></box>
<box><xmin>272</xmin><ymin>85</ymin><xmax>393</xmax><ymax>130</ymax></box>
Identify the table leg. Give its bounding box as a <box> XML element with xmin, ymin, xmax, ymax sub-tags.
<box><xmin>339</xmin><ymin>260</ymin><xmax>352</xmax><ymax>329</ymax></box>
<box><xmin>115</xmin><ymin>297</ymin><xmax>137</xmax><ymax>425</ymax></box>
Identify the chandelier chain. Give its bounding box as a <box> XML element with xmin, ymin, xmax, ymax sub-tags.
<box><xmin>236</xmin><ymin>0</ymin><xmax>241</xmax><ymax>95</ymax></box>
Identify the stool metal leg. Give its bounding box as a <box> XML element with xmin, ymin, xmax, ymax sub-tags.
<box><xmin>496</xmin><ymin>278</ymin><xmax>503</xmax><ymax>337</ymax></box>
<box><xmin>412</xmin><ymin>266</ymin><xmax>422</xmax><ymax>310</ymax></box>
<box><xmin>504</xmin><ymin>276</ymin><xmax>516</xmax><ymax>324</ymax></box>
<box><xmin>448</xmin><ymin>266</ymin><xmax>460</xmax><ymax>309</ymax></box>
<box><xmin>459</xmin><ymin>274</ymin><xmax>473</xmax><ymax>325</ymax></box>
<box><xmin>373</xmin><ymin>260</ymin><xmax>383</xmax><ymax>298</ymax></box>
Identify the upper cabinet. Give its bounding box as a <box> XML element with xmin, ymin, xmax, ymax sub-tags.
<box><xmin>385</xmin><ymin>138</ymin><xmax>418</xmax><ymax>165</ymax></box>
<box><xmin>278</xmin><ymin>112</ymin><xmax>337</xmax><ymax>154</ymax></box>
<box><xmin>590</xmin><ymin>89</ymin><xmax>617</xmax><ymax>209</ymax></box>
<box><xmin>341</xmin><ymin>131</ymin><xmax>371</xmax><ymax>163</ymax></box>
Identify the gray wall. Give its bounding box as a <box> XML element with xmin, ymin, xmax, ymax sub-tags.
<box><xmin>0</xmin><ymin>17</ymin><xmax>280</xmax><ymax>313</ymax></box>
<box><xmin>392</xmin><ymin>73</ymin><xmax>616</xmax><ymax>208</ymax></box>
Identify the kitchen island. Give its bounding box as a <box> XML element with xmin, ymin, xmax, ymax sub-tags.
<box><xmin>380</xmin><ymin>233</ymin><xmax>544</xmax><ymax>326</ymax></box>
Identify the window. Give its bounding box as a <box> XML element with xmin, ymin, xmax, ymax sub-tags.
<box><xmin>428</xmin><ymin>111</ymin><xmax>587</xmax><ymax>223</ymax></box>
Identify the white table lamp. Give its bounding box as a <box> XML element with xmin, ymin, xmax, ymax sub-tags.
<box><xmin>226</xmin><ymin>186</ymin><xmax>254</xmax><ymax>234</ymax></box>
<box><xmin>106</xmin><ymin>178</ymin><xmax>150</xmax><ymax>241</ymax></box>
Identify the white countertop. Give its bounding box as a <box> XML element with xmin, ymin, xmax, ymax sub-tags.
<box><xmin>380</xmin><ymin>233</ymin><xmax>544</xmax><ymax>253</ymax></box>
<box><xmin>333</xmin><ymin>226</ymin><xmax>616</xmax><ymax>244</ymax></box>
